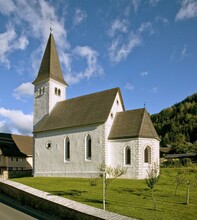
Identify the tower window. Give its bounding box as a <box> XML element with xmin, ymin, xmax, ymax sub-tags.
<box><xmin>55</xmin><ymin>87</ymin><xmax>61</xmax><ymax>96</ymax></box>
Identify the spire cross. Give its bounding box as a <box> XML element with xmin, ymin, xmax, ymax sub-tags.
<box><xmin>50</xmin><ymin>20</ymin><xmax>53</xmax><ymax>33</ymax></box>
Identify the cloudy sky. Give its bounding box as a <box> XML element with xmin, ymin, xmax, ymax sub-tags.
<box><xmin>0</xmin><ymin>0</ymin><xmax>196</xmax><ymax>135</ymax></box>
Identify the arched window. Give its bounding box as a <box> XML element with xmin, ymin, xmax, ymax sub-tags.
<box><xmin>85</xmin><ymin>134</ymin><xmax>92</xmax><ymax>160</ymax></box>
<box><xmin>144</xmin><ymin>146</ymin><xmax>151</xmax><ymax>164</ymax></box>
<box><xmin>55</xmin><ymin>87</ymin><xmax>58</xmax><ymax>95</ymax></box>
<box><xmin>58</xmin><ymin>89</ymin><xmax>61</xmax><ymax>96</ymax></box>
<box><xmin>125</xmin><ymin>146</ymin><xmax>131</xmax><ymax>165</ymax></box>
<box><xmin>64</xmin><ymin>137</ymin><xmax>70</xmax><ymax>161</ymax></box>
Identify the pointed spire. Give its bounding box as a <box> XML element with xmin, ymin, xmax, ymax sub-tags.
<box><xmin>33</xmin><ymin>33</ymin><xmax>67</xmax><ymax>86</ymax></box>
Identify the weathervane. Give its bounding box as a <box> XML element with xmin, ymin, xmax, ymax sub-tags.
<box><xmin>144</xmin><ymin>102</ymin><xmax>146</xmax><ymax>108</ymax></box>
<box><xmin>50</xmin><ymin>20</ymin><xmax>53</xmax><ymax>33</ymax></box>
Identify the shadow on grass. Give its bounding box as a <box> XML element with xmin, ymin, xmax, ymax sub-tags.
<box><xmin>49</xmin><ymin>190</ymin><xmax>87</xmax><ymax>197</ymax></box>
<box><xmin>84</xmin><ymin>198</ymin><xmax>104</xmax><ymax>204</ymax></box>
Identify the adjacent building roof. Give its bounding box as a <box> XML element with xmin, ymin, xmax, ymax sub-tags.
<box><xmin>0</xmin><ymin>133</ymin><xmax>33</xmax><ymax>157</ymax></box>
<box><xmin>32</xmin><ymin>33</ymin><xmax>67</xmax><ymax>86</ymax></box>
<box><xmin>108</xmin><ymin>108</ymin><xmax>160</xmax><ymax>140</ymax></box>
<box><xmin>12</xmin><ymin>134</ymin><xmax>33</xmax><ymax>156</ymax></box>
<box><xmin>34</xmin><ymin>87</ymin><xmax>124</xmax><ymax>133</ymax></box>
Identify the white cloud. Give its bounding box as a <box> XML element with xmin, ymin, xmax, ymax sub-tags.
<box><xmin>155</xmin><ymin>16</ymin><xmax>169</xmax><ymax>26</ymax></box>
<box><xmin>0</xmin><ymin>120</ymin><xmax>12</xmax><ymax>133</ymax></box>
<box><xmin>0</xmin><ymin>0</ymin><xmax>68</xmax><ymax>71</ymax></box>
<box><xmin>149</xmin><ymin>0</ymin><xmax>161</xmax><ymax>6</ymax></box>
<box><xmin>13</xmin><ymin>82</ymin><xmax>34</xmax><ymax>100</ymax></box>
<box><xmin>108</xmin><ymin>34</ymin><xmax>141</xmax><ymax>63</ymax></box>
<box><xmin>73</xmin><ymin>8</ymin><xmax>87</xmax><ymax>26</ymax></box>
<box><xmin>138</xmin><ymin>22</ymin><xmax>154</xmax><ymax>35</ymax></box>
<box><xmin>176</xmin><ymin>0</ymin><xmax>197</xmax><ymax>21</ymax></box>
<box><xmin>132</xmin><ymin>0</ymin><xmax>141</xmax><ymax>13</ymax></box>
<box><xmin>0</xmin><ymin>108</ymin><xmax>33</xmax><ymax>134</ymax></box>
<box><xmin>125</xmin><ymin>83</ymin><xmax>134</xmax><ymax>90</ymax></box>
<box><xmin>108</xmin><ymin>19</ymin><xmax>128</xmax><ymax>37</ymax></box>
<box><xmin>140</xmin><ymin>71</ymin><xmax>148</xmax><ymax>77</ymax></box>
<box><xmin>181</xmin><ymin>44</ymin><xmax>189</xmax><ymax>60</ymax></box>
<box><xmin>65</xmin><ymin>46</ymin><xmax>103</xmax><ymax>85</ymax></box>
<box><xmin>0</xmin><ymin>0</ymin><xmax>16</xmax><ymax>15</ymax></box>
<box><xmin>0</xmin><ymin>25</ymin><xmax>28</xmax><ymax>69</ymax></box>
<box><xmin>151</xmin><ymin>87</ymin><xmax>158</xmax><ymax>93</ymax></box>
<box><xmin>170</xmin><ymin>45</ymin><xmax>189</xmax><ymax>61</ymax></box>
<box><xmin>13</xmin><ymin>35</ymin><xmax>29</xmax><ymax>50</ymax></box>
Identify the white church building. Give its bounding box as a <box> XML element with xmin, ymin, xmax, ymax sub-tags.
<box><xmin>33</xmin><ymin>33</ymin><xmax>160</xmax><ymax>179</ymax></box>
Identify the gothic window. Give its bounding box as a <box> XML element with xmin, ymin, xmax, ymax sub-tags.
<box><xmin>85</xmin><ymin>134</ymin><xmax>92</xmax><ymax>160</ymax></box>
<box><xmin>64</xmin><ymin>137</ymin><xmax>70</xmax><ymax>162</ymax></box>
<box><xmin>125</xmin><ymin>146</ymin><xmax>131</xmax><ymax>165</ymax></box>
<box><xmin>144</xmin><ymin>146</ymin><xmax>151</xmax><ymax>163</ymax></box>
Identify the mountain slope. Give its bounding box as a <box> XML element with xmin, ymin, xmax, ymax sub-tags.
<box><xmin>151</xmin><ymin>93</ymin><xmax>197</xmax><ymax>153</ymax></box>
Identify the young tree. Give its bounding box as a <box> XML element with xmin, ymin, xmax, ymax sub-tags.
<box><xmin>174</xmin><ymin>172</ymin><xmax>185</xmax><ymax>196</ymax></box>
<box><xmin>98</xmin><ymin>164</ymin><xmax>127</xmax><ymax>210</ymax></box>
<box><xmin>146</xmin><ymin>164</ymin><xmax>160</xmax><ymax>210</ymax></box>
<box><xmin>186</xmin><ymin>180</ymin><xmax>190</xmax><ymax>205</ymax></box>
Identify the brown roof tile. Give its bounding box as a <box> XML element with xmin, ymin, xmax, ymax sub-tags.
<box><xmin>108</xmin><ymin>108</ymin><xmax>160</xmax><ymax>140</ymax></box>
<box><xmin>34</xmin><ymin>88</ymin><xmax>124</xmax><ymax>132</ymax></box>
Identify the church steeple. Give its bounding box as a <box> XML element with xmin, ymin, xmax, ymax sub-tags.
<box><xmin>33</xmin><ymin>33</ymin><xmax>67</xmax><ymax>128</ymax></box>
<box><xmin>33</xmin><ymin>33</ymin><xmax>67</xmax><ymax>86</ymax></box>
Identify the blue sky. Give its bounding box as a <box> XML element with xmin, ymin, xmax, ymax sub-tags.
<box><xmin>0</xmin><ymin>0</ymin><xmax>196</xmax><ymax>135</ymax></box>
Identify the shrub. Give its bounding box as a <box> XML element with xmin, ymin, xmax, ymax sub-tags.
<box><xmin>181</xmin><ymin>158</ymin><xmax>192</xmax><ymax>167</ymax></box>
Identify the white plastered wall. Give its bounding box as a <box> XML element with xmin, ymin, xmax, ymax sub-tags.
<box><xmin>34</xmin><ymin>124</ymin><xmax>105</xmax><ymax>177</ymax></box>
<box><xmin>104</xmin><ymin>92</ymin><xmax>124</xmax><ymax>165</ymax></box>
<box><xmin>108</xmin><ymin>137</ymin><xmax>160</xmax><ymax>179</ymax></box>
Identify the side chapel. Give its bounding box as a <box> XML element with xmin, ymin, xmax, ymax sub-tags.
<box><xmin>33</xmin><ymin>33</ymin><xmax>160</xmax><ymax>179</ymax></box>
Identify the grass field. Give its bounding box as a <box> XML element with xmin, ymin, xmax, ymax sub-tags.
<box><xmin>12</xmin><ymin>167</ymin><xmax>197</xmax><ymax>220</ymax></box>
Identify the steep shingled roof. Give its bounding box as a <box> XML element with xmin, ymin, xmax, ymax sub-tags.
<box><xmin>108</xmin><ymin>108</ymin><xmax>160</xmax><ymax>140</ymax></box>
<box><xmin>34</xmin><ymin>88</ymin><xmax>124</xmax><ymax>133</ymax></box>
<box><xmin>32</xmin><ymin>33</ymin><xmax>67</xmax><ymax>86</ymax></box>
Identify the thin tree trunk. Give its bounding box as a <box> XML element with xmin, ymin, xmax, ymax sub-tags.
<box><xmin>186</xmin><ymin>180</ymin><xmax>190</xmax><ymax>205</ymax></box>
<box><xmin>151</xmin><ymin>189</ymin><xmax>157</xmax><ymax>210</ymax></box>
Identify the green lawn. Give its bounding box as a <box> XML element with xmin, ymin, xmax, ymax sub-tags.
<box><xmin>12</xmin><ymin>167</ymin><xmax>197</xmax><ymax>220</ymax></box>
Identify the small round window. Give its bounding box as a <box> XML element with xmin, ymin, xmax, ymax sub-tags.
<box><xmin>46</xmin><ymin>141</ymin><xmax>52</xmax><ymax>150</ymax></box>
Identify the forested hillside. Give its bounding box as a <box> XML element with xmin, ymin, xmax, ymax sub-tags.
<box><xmin>151</xmin><ymin>93</ymin><xmax>197</xmax><ymax>153</ymax></box>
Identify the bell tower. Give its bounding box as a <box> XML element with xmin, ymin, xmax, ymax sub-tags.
<box><xmin>32</xmin><ymin>33</ymin><xmax>68</xmax><ymax>129</ymax></box>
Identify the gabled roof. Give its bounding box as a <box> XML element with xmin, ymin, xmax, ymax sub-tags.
<box><xmin>0</xmin><ymin>133</ymin><xmax>33</xmax><ymax>157</ymax></box>
<box><xmin>32</xmin><ymin>33</ymin><xmax>67</xmax><ymax>86</ymax></box>
<box><xmin>34</xmin><ymin>88</ymin><xmax>124</xmax><ymax>133</ymax></box>
<box><xmin>12</xmin><ymin>134</ymin><xmax>33</xmax><ymax>156</ymax></box>
<box><xmin>108</xmin><ymin>108</ymin><xmax>160</xmax><ymax>140</ymax></box>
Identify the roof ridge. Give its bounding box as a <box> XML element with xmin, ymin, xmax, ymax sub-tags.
<box><xmin>59</xmin><ymin>87</ymin><xmax>120</xmax><ymax>103</ymax></box>
<box><xmin>138</xmin><ymin>108</ymin><xmax>146</xmax><ymax>136</ymax></box>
